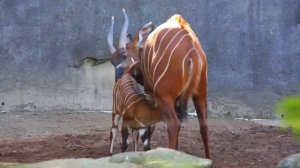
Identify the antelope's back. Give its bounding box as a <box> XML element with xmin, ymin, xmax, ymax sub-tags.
<box><xmin>113</xmin><ymin>74</ymin><xmax>141</xmax><ymax>114</ymax></box>
<box><xmin>141</xmin><ymin>14</ymin><xmax>207</xmax><ymax>96</ymax></box>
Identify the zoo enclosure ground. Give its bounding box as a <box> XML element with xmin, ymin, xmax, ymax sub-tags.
<box><xmin>0</xmin><ymin>111</ymin><xmax>299</xmax><ymax>168</ymax></box>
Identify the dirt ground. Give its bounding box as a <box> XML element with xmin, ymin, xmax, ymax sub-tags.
<box><xmin>0</xmin><ymin>111</ymin><xmax>299</xmax><ymax>168</ymax></box>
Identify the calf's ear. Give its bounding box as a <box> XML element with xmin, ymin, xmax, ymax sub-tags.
<box><xmin>136</xmin><ymin>22</ymin><xmax>154</xmax><ymax>48</ymax></box>
<box><xmin>125</xmin><ymin>61</ymin><xmax>141</xmax><ymax>75</ymax></box>
<box><xmin>124</xmin><ymin>61</ymin><xmax>144</xmax><ymax>85</ymax></box>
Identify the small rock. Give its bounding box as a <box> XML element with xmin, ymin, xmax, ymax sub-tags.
<box><xmin>278</xmin><ymin>153</ymin><xmax>300</xmax><ymax>168</ymax></box>
<box><xmin>232</xmin><ymin>147</ymin><xmax>239</xmax><ymax>150</ymax></box>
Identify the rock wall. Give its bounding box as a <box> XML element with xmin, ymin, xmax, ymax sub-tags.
<box><xmin>0</xmin><ymin>0</ymin><xmax>299</xmax><ymax>118</ymax></box>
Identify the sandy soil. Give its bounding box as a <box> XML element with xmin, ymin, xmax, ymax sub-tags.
<box><xmin>0</xmin><ymin>111</ymin><xmax>299</xmax><ymax>168</ymax></box>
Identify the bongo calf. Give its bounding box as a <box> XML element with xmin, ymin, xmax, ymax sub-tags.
<box><xmin>109</xmin><ymin>73</ymin><xmax>161</xmax><ymax>153</ymax></box>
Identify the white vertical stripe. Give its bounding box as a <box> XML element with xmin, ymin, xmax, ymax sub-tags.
<box><xmin>122</xmin><ymin>97</ymin><xmax>143</xmax><ymax>116</ymax></box>
<box><xmin>149</xmin><ymin>29</ymin><xmax>173</xmax><ymax>68</ymax></box>
<box><xmin>181</xmin><ymin>48</ymin><xmax>195</xmax><ymax>80</ymax></box>
<box><xmin>144</xmin><ymin>46</ymin><xmax>154</xmax><ymax>87</ymax></box>
<box><xmin>147</xmin><ymin>28</ymin><xmax>173</xmax><ymax>84</ymax></box>
<box><xmin>153</xmin><ymin>34</ymin><xmax>189</xmax><ymax>93</ymax></box>
<box><xmin>152</xmin><ymin>29</ymin><xmax>185</xmax><ymax>82</ymax></box>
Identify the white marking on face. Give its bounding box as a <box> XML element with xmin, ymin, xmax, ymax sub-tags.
<box><xmin>127</xmin><ymin>139</ymin><xmax>130</xmax><ymax>145</ymax></box>
<box><xmin>116</xmin><ymin>63</ymin><xmax>122</xmax><ymax>69</ymax></box>
<box><xmin>131</xmin><ymin>57</ymin><xmax>135</xmax><ymax>64</ymax></box>
<box><xmin>143</xmin><ymin>139</ymin><xmax>149</xmax><ymax>146</ymax></box>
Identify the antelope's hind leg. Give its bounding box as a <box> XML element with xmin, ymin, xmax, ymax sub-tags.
<box><xmin>193</xmin><ymin>92</ymin><xmax>210</xmax><ymax>159</ymax></box>
<box><xmin>141</xmin><ymin>126</ymin><xmax>155</xmax><ymax>151</ymax></box>
<box><xmin>157</xmin><ymin>97</ymin><xmax>181</xmax><ymax>150</ymax></box>
<box><xmin>133</xmin><ymin>128</ymin><xmax>150</xmax><ymax>152</ymax></box>
<box><xmin>132</xmin><ymin>129</ymin><xmax>139</xmax><ymax>152</ymax></box>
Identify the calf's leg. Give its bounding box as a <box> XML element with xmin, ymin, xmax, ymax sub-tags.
<box><xmin>110</xmin><ymin>114</ymin><xmax>121</xmax><ymax>154</ymax></box>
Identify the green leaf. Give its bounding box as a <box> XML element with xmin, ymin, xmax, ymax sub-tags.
<box><xmin>276</xmin><ymin>96</ymin><xmax>300</xmax><ymax>138</ymax></box>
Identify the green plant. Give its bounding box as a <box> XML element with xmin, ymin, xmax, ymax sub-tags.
<box><xmin>276</xmin><ymin>96</ymin><xmax>300</xmax><ymax>139</ymax></box>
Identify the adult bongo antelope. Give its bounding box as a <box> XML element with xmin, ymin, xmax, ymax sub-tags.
<box><xmin>107</xmin><ymin>9</ymin><xmax>154</xmax><ymax>152</ymax></box>
<box><xmin>113</xmin><ymin>13</ymin><xmax>210</xmax><ymax>158</ymax></box>
<box><xmin>110</xmin><ymin>73</ymin><xmax>161</xmax><ymax>153</ymax></box>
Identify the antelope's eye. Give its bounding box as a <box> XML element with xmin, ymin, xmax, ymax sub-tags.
<box><xmin>121</xmin><ymin>53</ymin><xmax>127</xmax><ymax>58</ymax></box>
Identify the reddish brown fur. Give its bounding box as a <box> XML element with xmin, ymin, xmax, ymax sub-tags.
<box><xmin>124</xmin><ymin>14</ymin><xmax>210</xmax><ymax>158</ymax></box>
<box><xmin>113</xmin><ymin>74</ymin><xmax>162</xmax><ymax>129</ymax></box>
<box><xmin>109</xmin><ymin>73</ymin><xmax>162</xmax><ymax>153</ymax></box>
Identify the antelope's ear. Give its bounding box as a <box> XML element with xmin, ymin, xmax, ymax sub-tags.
<box><xmin>137</xmin><ymin>22</ymin><xmax>154</xmax><ymax>48</ymax></box>
<box><xmin>125</xmin><ymin>61</ymin><xmax>144</xmax><ymax>85</ymax></box>
<box><xmin>126</xmin><ymin>33</ymin><xmax>132</xmax><ymax>44</ymax></box>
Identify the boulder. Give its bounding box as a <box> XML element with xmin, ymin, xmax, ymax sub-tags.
<box><xmin>0</xmin><ymin>148</ymin><xmax>212</xmax><ymax>168</ymax></box>
<box><xmin>277</xmin><ymin>153</ymin><xmax>300</xmax><ymax>168</ymax></box>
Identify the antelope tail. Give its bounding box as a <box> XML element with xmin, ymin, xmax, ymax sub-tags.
<box><xmin>175</xmin><ymin>57</ymin><xmax>195</xmax><ymax>121</ymax></box>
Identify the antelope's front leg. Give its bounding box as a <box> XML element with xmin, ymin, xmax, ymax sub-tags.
<box><xmin>121</xmin><ymin>124</ymin><xmax>129</xmax><ymax>152</ymax></box>
<box><xmin>110</xmin><ymin>113</ymin><xmax>121</xmax><ymax>154</ymax></box>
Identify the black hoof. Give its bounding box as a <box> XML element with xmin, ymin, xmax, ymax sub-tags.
<box><xmin>143</xmin><ymin>145</ymin><xmax>151</xmax><ymax>151</ymax></box>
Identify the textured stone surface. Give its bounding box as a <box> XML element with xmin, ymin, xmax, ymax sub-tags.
<box><xmin>0</xmin><ymin>148</ymin><xmax>212</xmax><ymax>168</ymax></box>
<box><xmin>0</xmin><ymin>0</ymin><xmax>299</xmax><ymax>117</ymax></box>
<box><xmin>277</xmin><ymin>153</ymin><xmax>300</xmax><ymax>168</ymax></box>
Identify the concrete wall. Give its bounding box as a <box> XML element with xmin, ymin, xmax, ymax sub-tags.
<box><xmin>0</xmin><ymin>0</ymin><xmax>299</xmax><ymax>118</ymax></box>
